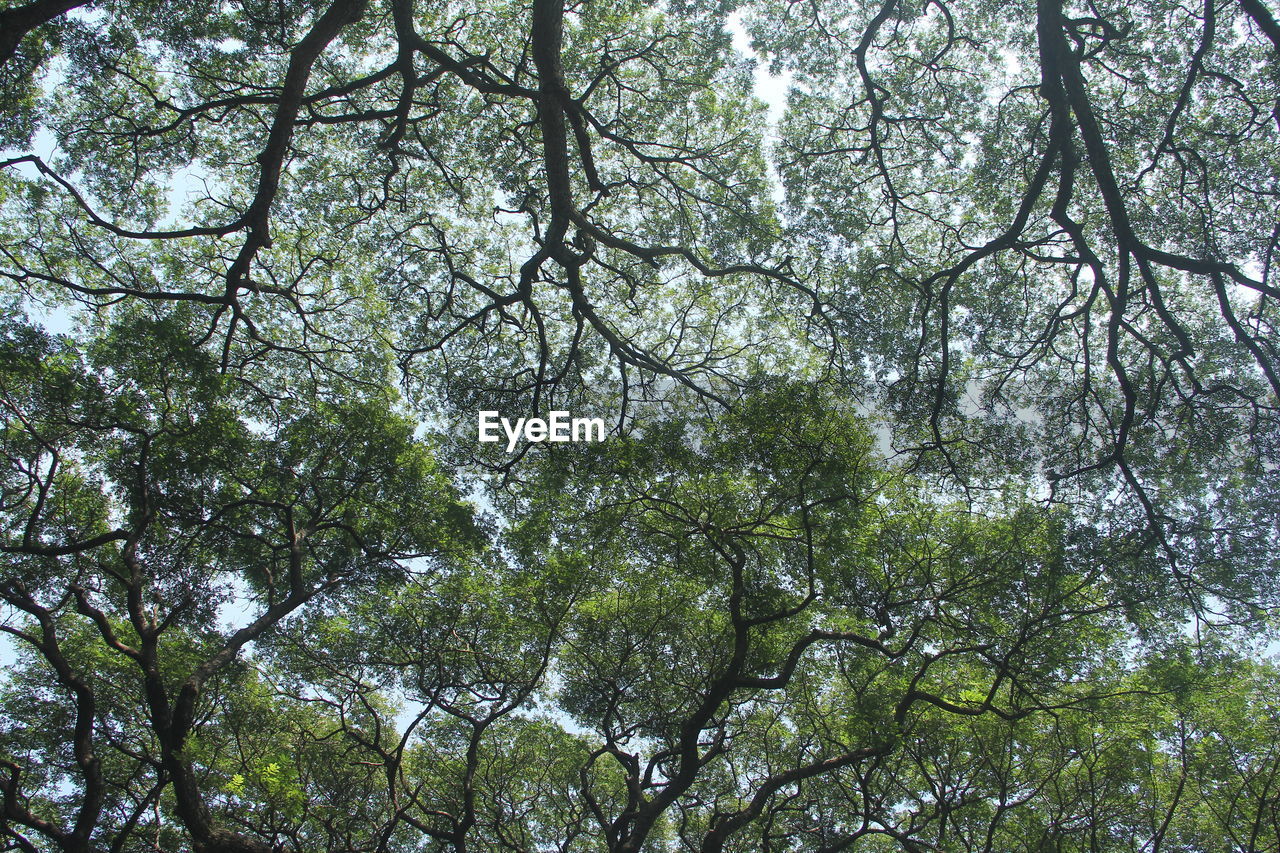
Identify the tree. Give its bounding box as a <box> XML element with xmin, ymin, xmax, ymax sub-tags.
<box><xmin>0</xmin><ymin>310</ymin><xmax>479</xmax><ymax>851</ymax></box>
<box><xmin>752</xmin><ymin>0</ymin><xmax>1280</xmax><ymax>606</ymax></box>
<box><xmin>1</xmin><ymin>0</ymin><xmax>1278</xmax><ymax>850</ymax></box>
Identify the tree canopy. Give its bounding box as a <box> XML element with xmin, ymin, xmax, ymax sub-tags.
<box><xmin>1</xmin><ymin>0</ymin><xmax>1279</xmax><ymax>850</ymax></box>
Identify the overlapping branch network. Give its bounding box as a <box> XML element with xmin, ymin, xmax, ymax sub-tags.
<box><xmin>765</xmin><ymin>0</ymin><xmax>1280</xmax><ymax>587</ymax></box>
<box><xmin>1</xmin><ymin>0</ymin><xmax>803</xmax><ymax>411</ymax></box>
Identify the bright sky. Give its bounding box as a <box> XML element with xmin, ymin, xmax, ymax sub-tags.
<box><xmin>727</xmin><ymin>11</ymin><xmax>793</xmax><ymax>127</ymax></box>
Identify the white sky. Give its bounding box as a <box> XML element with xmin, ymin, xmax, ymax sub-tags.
<box><xmin>727</xmin><ymin>11</ymin><xmax>793</xmax><ymax>127</ymax></box>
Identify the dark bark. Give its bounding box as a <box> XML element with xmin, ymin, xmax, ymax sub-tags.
<box><xmin>0</xmin><ymin>0</ymin><xmax>87</xmax><ymax>66</ymax></box>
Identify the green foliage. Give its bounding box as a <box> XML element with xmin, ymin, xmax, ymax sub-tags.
<box><xmin>1</xmin><ymin>0</ymin><xmax>1279</xmax><ymax>849</ymax></box>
